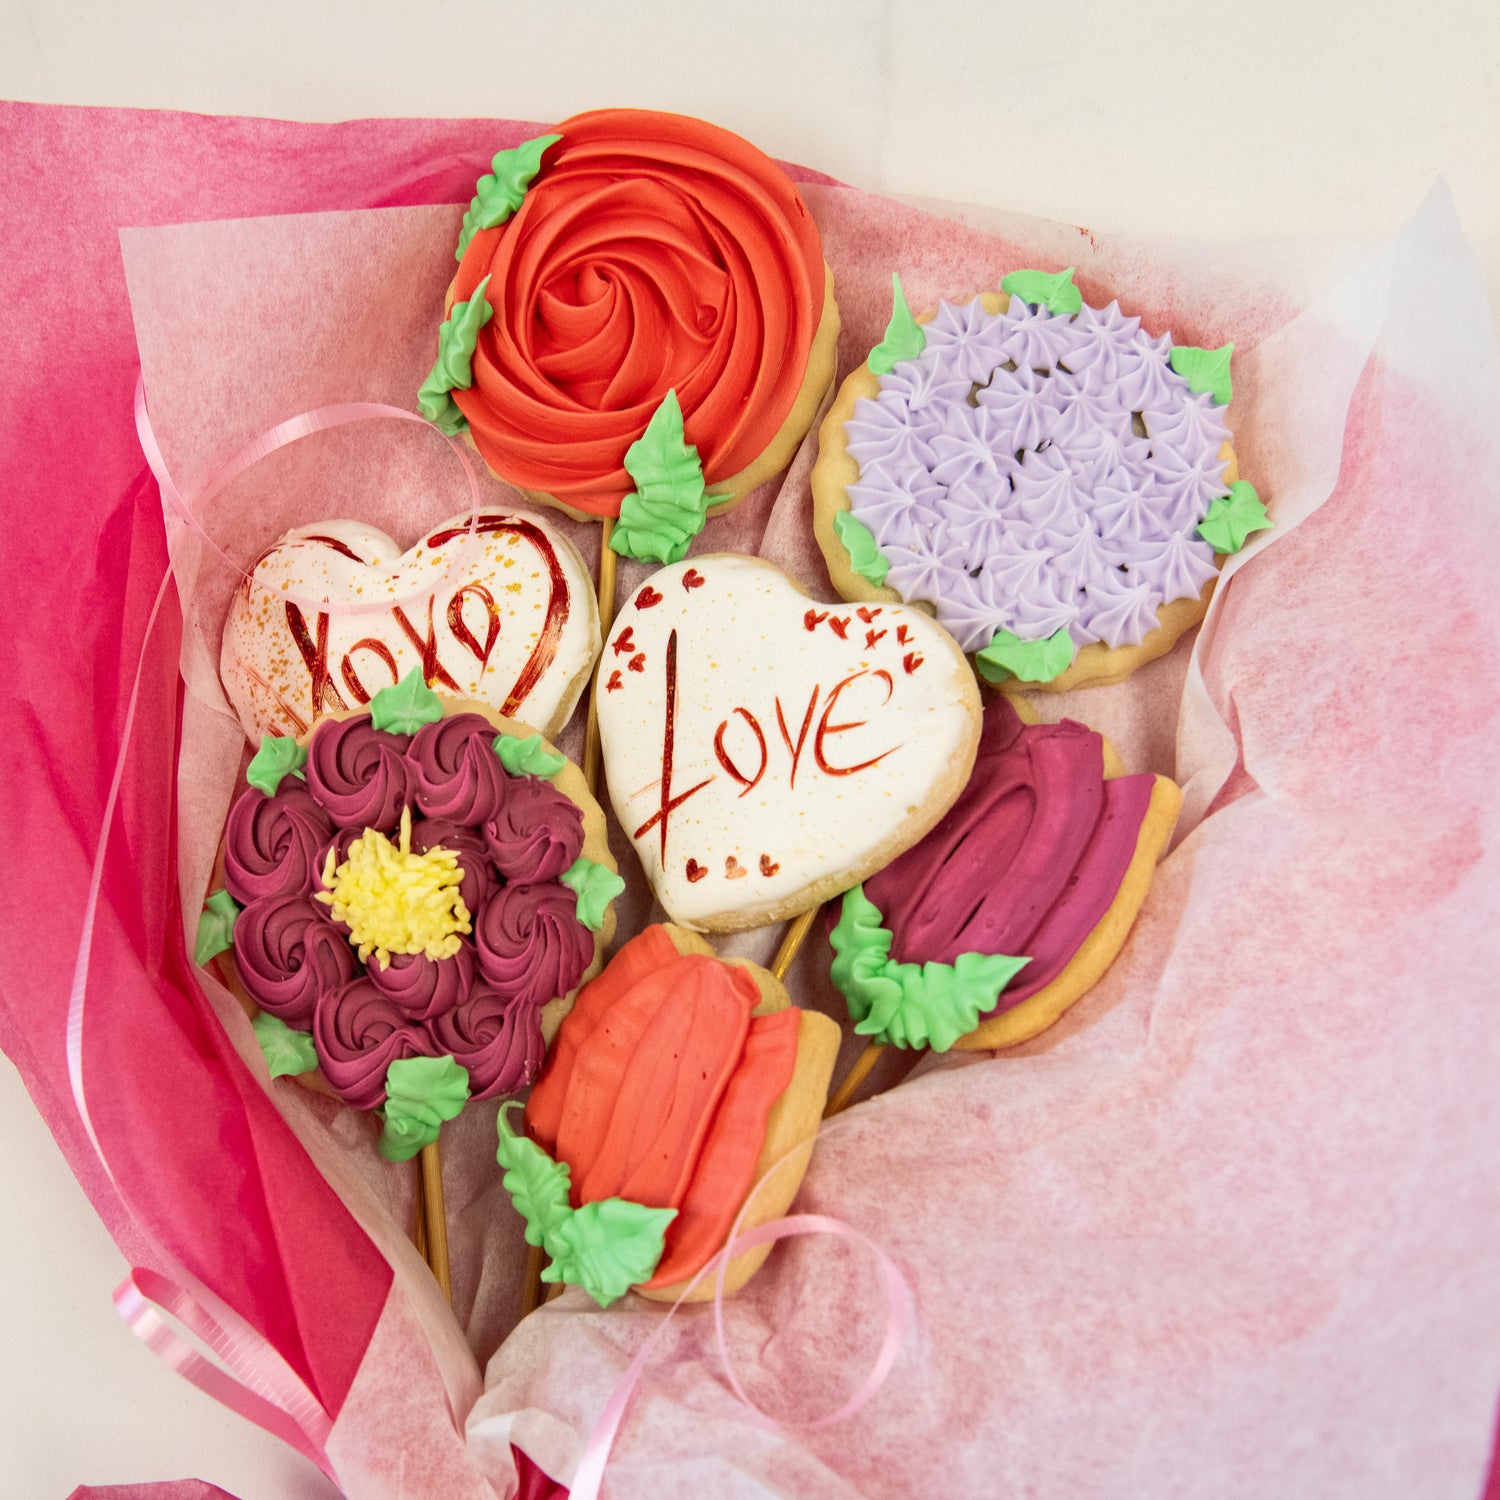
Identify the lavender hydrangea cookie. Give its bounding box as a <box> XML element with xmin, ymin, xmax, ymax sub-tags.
<box><xmin>811</xmin><ymin>272</ymin><xmax>1271</xmax><ymax>691</ymax></box>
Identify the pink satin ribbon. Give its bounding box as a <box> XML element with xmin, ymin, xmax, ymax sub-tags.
<box><xmin>134</xmin><ymin>375</ymin><xmax>489</xmax><ymax>615</ymax></box>
<box><xmin>61</xmin><ymin>545</ymin><xmax>339</xmax><ymax>1481</ymax></box>
<box><xmin>568</xmin><ymin>1123</ymin><xmax>917</xmax><ymax>1500</ymax></box>
<box><xmin>63</xmin><ymin>379</ymin><xmax>491</xmax><ymax>1486</ymax></box>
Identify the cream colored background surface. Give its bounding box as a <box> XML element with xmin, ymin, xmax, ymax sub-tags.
<box><xmin>2</xmin><ymin>1</ymin><xmax>1496</xmax><ymax>1495</ymax></box>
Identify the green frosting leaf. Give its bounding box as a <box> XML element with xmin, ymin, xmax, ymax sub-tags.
<box><xmin>833</xmin><ymin>509</ymin><xmax>890</xmax><ymax>588</ymax></box>
<box><xmin>975</xmin><ymin>627</ymin><xmax>1076</xmax><ymax>685</ymax></box>
<box><xmin>493</xmin><ymin>732</ymin><xmax>566</xmax><ymax>779</ymax></box>
<box><xmin>544</xmin><ymin>1198</ymin><xmax>677</xmax><ymax>1309</ymax></box>
<box><xmin>195</xmin><ymin>889</ymin><xmax>241</xmax><ymax>965</ymax></box>
<box><xmin>252</xmin><ymin>1011</ymin><xmax>318</xmax><ymax>1080</ymax></box>
<box><xmin>561</xmin><ymin>856</ymin><xmax>625</xmax><ymax>933</ymax></box>
<box><xmin>418</xmin><ymin>274</ymin><xmax>494</xmax><ymax>434</ymax></box>
<box><xmin>610</xmin><ymin>391</ymin><xmax>709</xmax><ymax>564</ymax></box>
<box><xmin>370</xmin><ymin>668</ymin><xmax>444</xmax><ymax>734</ymax></box>
<box><xmin>245</xmin><ymin>735</ymin><xmax>308</xmax><ymax>796</ymax></box>
<box><xmin>829</xmin><ymin>886</ymin><xmax>1031</xmax><ymax>1052</ymax></box>
<box><xmin>1197</xmin><ymin>480</ymin><xmax>1272</xmax><ymax>553</ymax></box>
<box><xmin>495</xmin><ymin>1103</ymin><xmax>675</xmax><ymax>1308</ymax></box>
<box><xmin>1169</xmin><ymin>342</ymin><xmax>1234</xmax><ymax>405</ymax></box>
<box><xmin>1000</xmin><ymin>267</ymin><xmax>1083</xmax><ymax>316</ymax></box>
<box><xmin>867</xmin><ymin>272</ymin><xmax>926</xmax><ymax>375</ymax></box>
<box><xmin>455</xmin><ymin>133</ymin><xmax>561</xmax><ymax>262</ymax></box>
<box><xmin>379</xmin><ymin>1055</ymin><xmax>470</xmax><ymax>1163</ymax></box>
<box><xmin>496</xmin><ymin>1103</ymin><xmax>575</xmax><ymax>1251</ymax></box>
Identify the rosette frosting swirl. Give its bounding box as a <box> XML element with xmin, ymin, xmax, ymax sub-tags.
<box><xmin>483</xmin><ymin>774</ymin><xmax>584</xmax><ymax>884</ymax></box>
<box><xmin>304</xmin><ymin>716</ymin><xmax>413</xmax><ymax>830</ymax></box>
<box><xmin>449</xmin><ymin>109</ymin><xmax>827</xmax><ymax>513</ymax></box>
<box><xmin>428</xmin><ymin>983</ymin><xmax>546</xmax><ymax>1099</ymax></box>
<box><xmin>409</xmin><ymin>713</ymin><xmax>509</xmax><ymax>824</ymax></box>
<box><xmin>313</xmin><ymin>977</ymin><xmax>435</xmax><ymax>1110</ymax></box>
<box><xmin>223</xmin><ymin>783</ymin><xmax>333</xmax><ymax>903</ymax></box>
<box><xmin>365</xmin><ymin>941</ymin><xmax>476</xmax><ymax>1022</ymax></box>
<box><xmin>410</xmin><ymin>815</ymin><xmax>501</xmax><ymax>917</ymax></box>
<box><xmin>474</xmin><ymin>881</ymin><xmax>592</xmax><ymax>1010</ymax></box>
<box><xmin>234</xmin><ymin>894</ymin><xmax>357</xmax><ymax>1026</ymax></box>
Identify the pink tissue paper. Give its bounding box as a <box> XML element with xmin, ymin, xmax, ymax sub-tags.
<box><xmin>3</xmin><ymin>101</ymin><xmax>1500</xmax><ymax>1499</ymax></box>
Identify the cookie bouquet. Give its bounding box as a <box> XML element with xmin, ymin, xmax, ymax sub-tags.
<box><xmin>13</xmin><ymin>95</ymin><xmax>1493</xmax><ymax>1500</ymax></box>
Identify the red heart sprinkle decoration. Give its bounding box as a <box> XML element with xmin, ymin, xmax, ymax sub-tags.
<box><xmin>759</xmin><ymin>854</ymin><xmax>779</xmax><ymax>877</ymax></box>
<box><xmin>682</xmin><ymin>569</ymin><xmax>705</xmax><ymax>590</ymax></box>
<box><xmin>605</xmin><ymin>670</ymin><xmax>623</xmax><ymax>692</ymax></box>
<box><xmin>685</xmin><ymin>859</ymin><xmax>707</xmax><ymax>883</ymax></box>
<box><xmin>896</xmin><ymin>624</ymin><xmax>911</xmax><ymax>645</ymax></box>
<box><xmin>865</xmin><ymin>629</ymin><xmax>887</xmax><ymax>648</ymax></box>
<box><xmin>857</xmin><ymin>606</ymin><xmax>881</xmax><ymax>623</ymax></box>
<box><xmin>803</xmin><ymin>609</ymin><xmax>827</xmax><ymax>632</ymax></box>
<box><xmin>828</xmin><ymin>617</ymin><xmax>849</xmax><ymax>639</ymax></box>
<box><xmin>636</xmin><ymin>585</ymin><xmax>663</xmax><ymax>609</ymax></box>
<box><xmin>611</xmin><ymin>626</ymin><xmax>636</xmax><ymax>656</ymax></box>
<box><xmin>724</xmin><ymin>856</ymin><xmax>747</xmax><ymax>880</ymax></box>
<box><xmin>903</xmin><ymin>652</ymin><xmax>924</xmax><ymax>674</ymax></box>
<box><xmin>628</xmin><ymin>653</ymin><xmax>646</xmax><ymax>673</ymax></box>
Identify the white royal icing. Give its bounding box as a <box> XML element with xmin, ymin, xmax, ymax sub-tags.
<box><xmin>220</xmin><ymin>509</ymin><xmax>600</xmax><ymax>741</ymax></box>
<box><xmin>596</xmin><ymin>555</ymin><xmax>980</xmax><ymax>930</ymax></box>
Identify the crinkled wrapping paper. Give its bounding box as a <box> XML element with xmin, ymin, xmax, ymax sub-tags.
<box><xmin>3</xmin><ymin>101</ymin><xmax>1500</xmax><ymax>1498</ymax></box>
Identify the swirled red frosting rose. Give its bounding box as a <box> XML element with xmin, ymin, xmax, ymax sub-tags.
<box><xmin>448</xmin><ymin>109</ymin><xmax>831</xmax><ymax>514</ymax></box>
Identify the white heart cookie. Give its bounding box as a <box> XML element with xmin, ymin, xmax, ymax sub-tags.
<box><xmin>220</xmin><ymin>510</ymin><xmax>600</xmax><ymax>742</ymax></box>
<box><xmin>596</xmin><ymin>555</ymin><xmax>981</xmax><ymax>931</ymax></box>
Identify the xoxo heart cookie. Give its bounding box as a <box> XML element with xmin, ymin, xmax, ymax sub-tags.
<box><xmin>596</xmin><ymin>555</ymin><xmax>981</xmax><ymax>931</ymax></box>
<box><xmin>221</xmin><ymin>510</ymin><xmax>600</xmax><ymax>743</ymax></box>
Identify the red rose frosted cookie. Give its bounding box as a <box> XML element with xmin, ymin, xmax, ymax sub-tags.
<box><xmin>195</xmin><ymin>673</ymin><xmax>624</xmax><ymax>1163</ymax></box>
<box><xmin>595</xmin><ymin>555</ymin><xmax>983</xmax><ymax>932</ymax></box>
<box><xmin>419</xmin><ymin>110</ymin><xmax>840</xmax><ymax>564</ymax></box>
<box><xmin>498</xmin><ymin>924</ymin><xmax>840</xmax><ymax>1306</ymax></box>
<box><xmin>220</xmin><ymin>509</ymin><xmax>600</xmax><ymax>743</ymax></box>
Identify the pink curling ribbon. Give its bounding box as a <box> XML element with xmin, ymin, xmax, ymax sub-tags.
<box><xmin>134</xmin><ymin>374</ymin><xmax>490</xmax><ymax>615</ymax></box>
<box><xmin>567</xmin><ymin>1120</ymin><xmax>917</xmax><ymax>1500</ymax></box>
<box><xmin>62</xmin><ymin>552</ymin><xmax>338</xmax><ymax>1480</ymax></box>
<box><xmin>64</xmin><ymin>380</ymin><xmax>491</xmax><ymax>1482</ymax></box>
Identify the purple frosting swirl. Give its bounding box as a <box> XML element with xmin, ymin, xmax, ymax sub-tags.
<box><xmin>304</xmin><ymin>716</ymin><xmax>413</xmax><ymax>830</ymax></box>
<box><xmin>233</xmin><ymin>894</ymin><xmax>356</xmax><ymax>1027</ymax></box>
<box><xmin>409</xmin><ymin>713</ymin><xmax>511</xmax><ymax>823</ymax></box>
<box><xmin>223</xmin><ymin>783</ymin><xmax>334</xmax><ymax>903</ymax></box>
<box><xmin>474</xmin><ymin>881</ymin><xmax>591</xmax><ymax>1009</ymax></box>
<box><xmin>410</xmin><ymin>815</ymin><xmax>502</xmax><ymax>917</ymax></box>
<box><xmin>365</xmin><ymin>941</ymin><xmax>475</xmax><ymax>1022</ymax></box>
<box><xmin>483</xmin><ymin>775</ymin><xmax>584</xmax><ymax>884</ymax></box>
<box><xmin>312</xmin><ymin>977</ymin><xmax>435</xmax><ymax>1109</ymax></box>
<box><xmin>428</xmin><ymin>983</ymin><xmax>547</xmax><ymax>1099</ymax></box>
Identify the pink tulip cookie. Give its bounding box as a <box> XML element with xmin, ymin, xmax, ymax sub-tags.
<box><xmin>221</xmin><ymin>509</ymin><xmax>600</xmax><ymax>743</ymax></box>
<box><xmin>595</xmin><ymin>555</ymin><xmax>982</xmax><ymax>932</ymax></box>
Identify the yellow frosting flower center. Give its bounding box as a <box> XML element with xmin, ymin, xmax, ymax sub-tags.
<box><xmin>316</xmin><ymin>806</ymin><xmax>471</xmax><ymax>966</ymax></box>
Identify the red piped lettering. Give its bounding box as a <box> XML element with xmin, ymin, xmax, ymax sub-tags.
<box><xmin>713</xmin><ymin>708</ymin><xmax>768</xmax><ymax>797</ymax></box>
<box><xmin>814</xmin><ymin>670</ymin><xmax>900</xmax><ymax>776</ymax></box>
<box><xmin>774</xmin><ymin>688</ymin><xmax>819</xmax><ymax>790</ymax></box>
